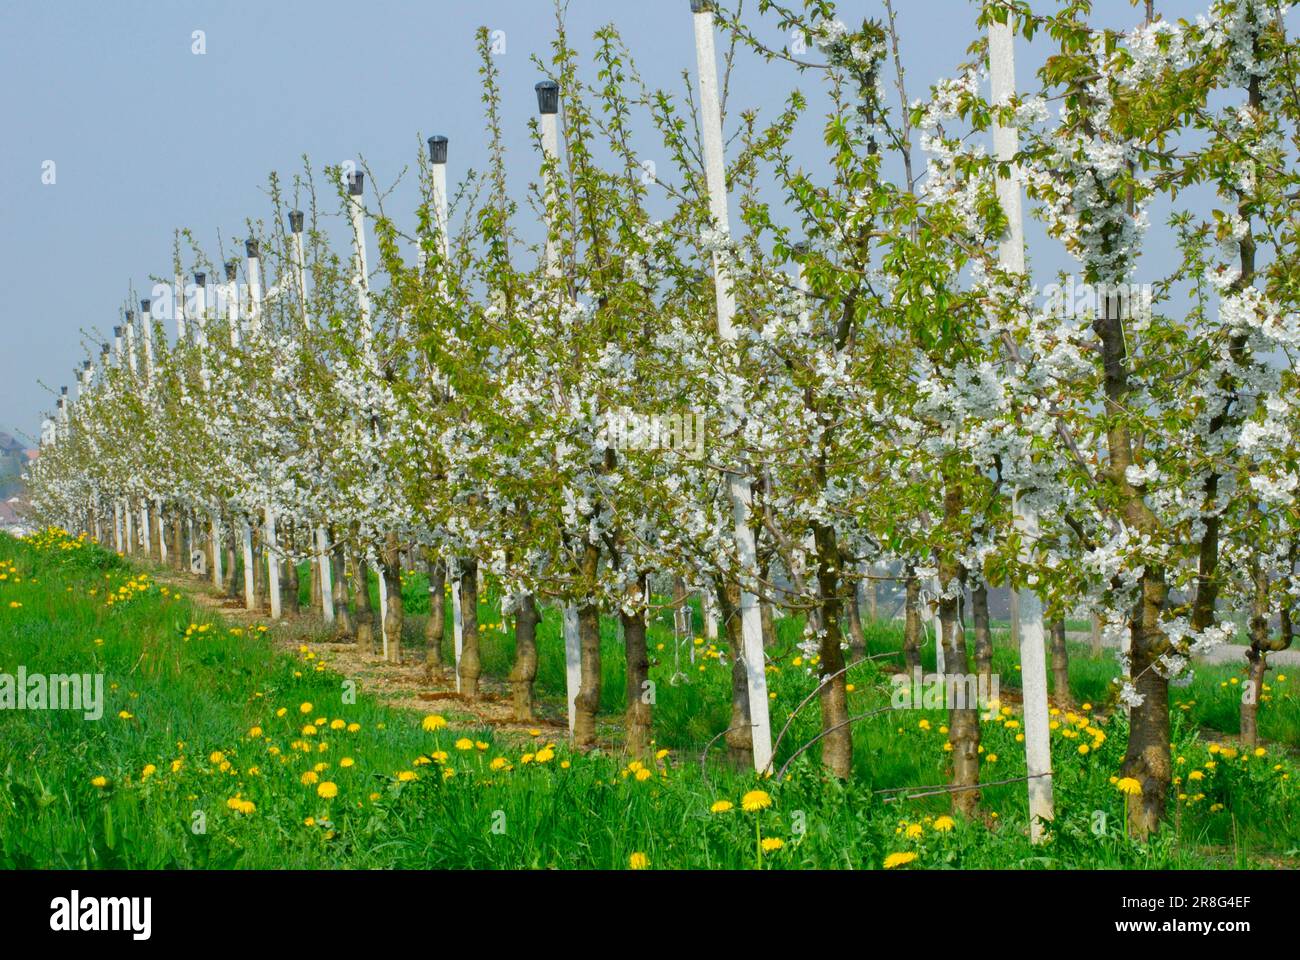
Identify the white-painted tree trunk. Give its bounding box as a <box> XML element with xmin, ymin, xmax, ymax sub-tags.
<box><xmin>692</xmin><ymin>4</ymin><xmax>773</xmax><ymax>774</ymax></box>
<box><xmin>989</xmin><ymin>11</ymin><xmax>1054</xmax><ymax>842</ymax></box>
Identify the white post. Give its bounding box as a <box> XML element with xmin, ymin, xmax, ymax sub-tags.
<box><xmin>245</xmin><ymin>239</ymin><xmax>264</xmax><ymax>334</ymax></box>
<box><xmin>155</xmin><ymin>497</ymin><xmax>167</xmax><ymax>563</ymax></box>
<box><xmin>451</xmin><ymin>563</ymin><xmax>464</xmax><ymax>693</ymax></box>
<box><xmin>113</xmin><ymin>501</ymin><xmax>123</xmax><ymax>553</ymax></box>
<box><xmin>265</xmin><ymin>505</ymin><xmax>281</xmax><ymax>621</ymax></box>
<box><xmin>289</xmin><ymin>210</ymin><xmax>309</xmax><ymax>319</ymax></box>
<box><xmin>378</xmin><ymin>565</ymin><xmax>389</xmax><ymax>658</ymax></box>
<box><xmin>316</xmin><ymin>526</ymin><xmax>335</xmax><ymax>624</ymax></box>
<box><xmin>989</xmin><ymin>10</ymin><xmax>1054</xmax><ymax>842</ymax></box>
<box><xmin>691</xmin><ymin>0</ymin><xmax>773</xmax><ymax>774</ymax></box>
<box><xmin>703</xmin><ymin>588</ymin><xmax>718</xmax><ymax>641</ymax></box>
<box><xmin>241</xmin><ymin>517</ymin><xmax>256</xmax><ymax>611</ymax></box>
<box><xmin>537</xmin><ymin>80</ymin><xmax>584</xmax><ymax>738</ymax></box>
<box><xmin>211</xmin><ymin>514</ymin><xmax>223</xmax><ymax>589</ymax></box>
<box><xmin>346</xmin><ymin>173</ymin><xmax>371</xmax><ymax>343</ymax></box>
<box><xmin>564</xmin><ymin>605</ymin><xmax>581</xmax><ymax>733</ymax></box>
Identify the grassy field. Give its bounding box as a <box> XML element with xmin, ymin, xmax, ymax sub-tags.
<box><xmin>1</xmin><ymin>529</ymin><xmax>1297</xmax><ymax>869</ymax></box>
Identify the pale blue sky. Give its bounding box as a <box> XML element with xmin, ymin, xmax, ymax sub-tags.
<box><xmin>0</xmin><ymin>0</ymin><xmax>1230</xmax><ymax>442</ymax></box>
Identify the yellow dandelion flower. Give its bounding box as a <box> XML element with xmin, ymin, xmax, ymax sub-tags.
<box><xmin>883</xmin><ymin>851</ymin><xmax>917</xmax><ymax>869</ymax></box>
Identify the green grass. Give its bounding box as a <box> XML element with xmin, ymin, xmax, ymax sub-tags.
<box><xmin>1</xmin><ymin>529</ymin><xmax>1297</xmax><ymax>868</ymax></box>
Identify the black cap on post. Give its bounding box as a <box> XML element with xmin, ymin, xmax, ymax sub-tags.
<box><xmin>194</xmin><ymin>272</ymin><xmax>206</xmax><ymax>287</ymax></box>
<box><xmin>126</xmin><ymin>310</ymin><xmax>134</xmax><ymax>322</ymax></box>
<box><xmin>245</xmin><ymin>238</ymin><xmax>259</xmax><ymax>259</ymax></box>
<box><xmin>535</xmin><ymin>80</ymin><xmax>560</xmax><ymax>115</ymax></box>
<box><xmin>141</xmin><ymin>299</ymin><xmax>151</xmax><ymax>314</ymax></box>
<box><xmin>224</xmin><ymin>260</ymin><xmax>237</xmax><ymax>281</ymax></box>
<box><xmin>690</xmin><ymin>0</ymin><xmax>713</xmax><ymax>12</ymax></box>
<box><xmin>61</xmin><ymin>386</ymin><xmax>68</xmax><ymax>396</ymax></box>
<box><xmin>100</xmin><ymin>344</ymin><xmax>111</xmax><ymax>356</ymax></box>
<box><xmin>791</xmin><ymin>240</ymin><xmax>810</xmax><ymax>258</ymax></box>
<box><xmin>113</xmin><ymin>325</ymin><xmax>123</xmax><ymax>338</ymax></box>
<box><xmin>288</xmin><ymin>210</ymin><xmax>304</xmax><ymax>234</ymax></box>
<box><xmin>428</xmin><ymin>135</ymin><xmax>448</xmax><ymax>165</ymax></box>
<box><xmin>347</xmin><ymin>171</ymin><xmax>364</xmax><ymax>196</ymax></box>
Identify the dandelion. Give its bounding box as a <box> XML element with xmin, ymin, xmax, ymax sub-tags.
<box><xmin>422</xmin><ymin>714</ymin><xmax>447</xmax><ymax>731</ymax></box>
<box><xmin>90</xmin><ymin>775</ymin><xmax>109</xmax><ymax>789</ymax></box>
<box><xmin>454</xmin><ymin>737</ymin><xmax>473</xmax><ymax>751</ymax></box>
<box><xmin>299</xmin><ymin>702</ymin><xmax>313</xmax><ymax>714</ymax></box>
<box><xmin>710</xmin><ymin>800</ymin><xmax>734</xmax><ymax>814</ymax></box>
<box><xmin>141</xmin><ymin>764</ymin><xmax>157</xmax><ymax>779</ymax></box>
<box><xmin>317</xmin><ymin>781</ymin><xmax>338</xmax><ymax>799</ymax></box>
<box><xmin>301</xmin><ymin>771</ymin><xmax>319</xmax><ymax>786</ymax></box>
<box><xmin>628</xmin><ymin>852</ymin><xmax>650</xmax><ymax>870</ymax></box>
<box><xmin>884</xmin><ymin>851</ymin><xmax>917</xmax><ymax>869</ymax></box>
<box><xmin>932</xmin><ymin>816</ymin><xmax>955</xmax><ymax>833</ymax></box>
<box><xmin>340</xmin><ymin>757</ymin><xmax>355</xmax><ymax>768</ymax></box>
<box><xmin>741</xmin><ymin>790</ymin><xmax>772</xmax><ymax>812</ymax></box>
<box><xmin>761</xmin><ymin>837</ymin><xmax>785</xmax><ymax>852</ymax></box>
<box><xmin>1116</xmin><ymin>777</ymin><xmax>1142</xmax><ymax>796</ymax></box>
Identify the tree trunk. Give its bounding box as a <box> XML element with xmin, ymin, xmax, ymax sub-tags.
<box><xmin>1050</xmin><ymin>616</ymin><xmax>1071</xmax><ymax>707</ymax></box>
<box><xmin>333</xmin><ymin>544</ymin><xmax>353</xmax><ymax>639</ymax></box>
<box><xmin>424</xmin><ymin>552</ymin><xmax>445</xmax><ymax>678</ymax></box>
<box><xmin>973</xmin><ymin>581</ymin><xmax>993</xmax><ymax>682</ymax></box>
<box><xmin>380</xmin><ymin>534</ymin><xmax>404</xmax><ymax>663</ymax></box>
<box><xmin>622</xmin><ymin>583</ymin><xmax>652</xmax><ymax>758</ymax></box>
<box><xmin>458</xmin><ymin>558</ymin><xmax>481</xmax><ymax>699</ymax></box>
<box><xmin>285</xmin><ymin>531</ymin><xmax>301</xmax><ymax>617</ymax></box>
<box><xmin>509</xmin><ymin>591</ymin><xmax>539</xmax><ymax>720</ymax></box>
<box><xmin>572</xmin><ymin>601</ymin><xmax>602</xmax><ymax>748</ymax></box>
<box><xmin>939</xmin><ymin>482</ymin><xmax>980</xmax><ymax>817</ymax></box>
<box><xmin>353</xmin><ymin>556</ymin><xmax>375</xmax><ymax>653</ymax></box>
<box><xmin>846</xmin><ymin>571</ymin><xmax>866</xmax><ymax>662</ymax></box>
<box><xmin>1121</xmin><ymin>574</ymin><xmax>1171</xmax><ymax>839</ymax></box>
<box><xmin>716</xmin><ymin>578</ymin><xmax>753</xmax><ymax>768</ymax></box>
<box><xmin>812</xmin><ymin>523</ymin><xmax>852</xmax><ymax>778</ymax></box>
<box><xmin>903</xmin><ymin>572</ymin><xmax>922</xmax><ymax>671</ymax></box>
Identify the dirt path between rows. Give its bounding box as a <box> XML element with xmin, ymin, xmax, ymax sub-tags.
<box><xmin>149</xmin><ymin>565</ymin><xmax>579</xmax><ymax>744</ymax></box>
